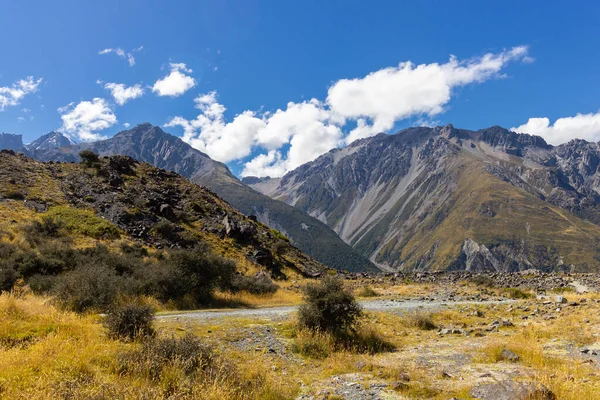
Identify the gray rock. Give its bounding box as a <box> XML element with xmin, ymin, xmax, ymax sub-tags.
<box><xmin>500</xmin><ymin>349</ymin><xmax>520</xmax><ymax>362</ymax></box>
<box><xmin>554</xmin><ymin>295</ymin><xmax>567</xmax><ymax>304</ymax></box>
<box><xmin>470</xmin><ymin>381</ymin><xmax>556</xmax><ymax>400</ymax></box>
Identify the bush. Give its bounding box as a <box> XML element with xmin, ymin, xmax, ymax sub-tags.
<box><xmin>165</xmin><ymin>248</ymin><xmax>236</xmax><ymax>304</ymax></box>
<box><xmin>104</xmin><ymin>303</ymin><xmax>155</xmax><ymax>341</ymax></box>
<box><xmin>405</xmin><ymin>311</ymin><xmax>437</xmax><ymax>330</ymax></box>
<box><xmin>298</xmin><ymin>275</ymin><xmax>362</xmax><ymax>335</ymax></box>
<box><xmin>503</xmin><ymin>287</ymin><xmax>532</xmax><ymax>299</ymax></box>
<box><xmin>52</xmin><ymin>266</ymin><xmax>126</xmax><ymax>312</ymax></box>
<box><xmin>117</xmin><ymin>334</ymin><xmax>217</xmax><ymax>380</ymax></box>
<box><xmin>0</xmin><ymin>262</ymin><xmax>17</xmax><ymax>292</ymax></box>
<box><xmin>471</xmin><ymin>275</ymin><xmax>495</xmax><ymax>288</ymax></box>
<box><xmin>22</xmin><ymin>216</ymin><xmax>64</xmax><ymax>242</ymax></box>
<box><xmin>79</xmin><ymin>150</ymin><xmax>100</xmax><ymax>166</ymax></box>
<box><xmin>230</xmin><ymin>272</ymin><xmax>278</xmax><ymax>295</ymax></box>
<box><xmin>357</xmin><ymin>285</ymin><xmax>379</xmax><ymax>297</ymax></box>
<box><xmin>272</xmin><ymin>240</ymin><xmax>289</xmax><ymax>255</ymax></box>
<box><xmin>5</xmin><ymin>190</ymin><xmax>25</xmax><ymax>200</ymax></box>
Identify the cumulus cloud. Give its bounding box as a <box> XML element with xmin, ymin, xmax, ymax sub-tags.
<box><xmin>167</xmin><ymin>46</ymin><xmax>530</xmax><ymax>177</ymax></box>
<box><xmin>102</xmin><ymin>82</ymin><xmax>144</xmax><ymax>105</ymax></box>
<box><xmin>98</xmin><ymin>46</ymin><xmax>143</xmax><ymax>66</ymax></box>
<box><xmin>152</xmin><ymin>63</ymin><xmax>196</xmax><ymax>97</ymax></box>
<box><xmin>0</xmin><ymin>76</ymin><xmax>43</xmax><ymax>111</ymax></box>
<box><xmin>328</xmin><ymin>46</ymin><xmax>530</xmax><ymax>143</ymax></box>
<box><xmin>59</xmin><ymin>98</ymin><xmax>117</xmax><ymax>141</ymax></box>
<box><xmin>166</xmin><ymin>92</ymin><xmax>342</xmax><ymax>170</ymax></box>
<box><xmin>512</xmin><ymin>112</ymin><xmax>600</xmax><ymax>145</ymax></box>
<box><xmin>123</xmin><ymin>122</ymin><xmax>131</xmax><ymax>128</ymax></box>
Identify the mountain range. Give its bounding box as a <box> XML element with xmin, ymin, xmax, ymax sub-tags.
<box><xmin>6</xmin><ymin>123</ymin><xmax>600</xmax><ymax>273</ymax></box>
<box><xmin>245</xmin><ymin>125</ymin><xmax>600</xmax><ymax>272</ymax></box>
<box><xmin>18</xmin><ymin>124</ymin><xmax>376</xmax><ymax>272</ymax></box>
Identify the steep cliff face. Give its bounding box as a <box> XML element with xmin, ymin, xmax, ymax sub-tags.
<box><xmin>248</xmin><ymin>125</ymin><xmax>600</xmax><ymax>272</ymax></box>
<box><xmin>30</xmin><ymin>123</ymin><xmax>377</xmax><ymax>272</ymax></box>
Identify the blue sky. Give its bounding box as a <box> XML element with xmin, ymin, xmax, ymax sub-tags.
<box><xmin>1</xmin><ymin>0</ymin><xmax>600</xmax><ymax>176</ymax></box>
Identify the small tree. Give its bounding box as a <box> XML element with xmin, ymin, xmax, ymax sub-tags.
<box><xmin>298</xmin><ymin>275</ymin><xmax>362</xmax><ymax>335</ymax></box>
<box><xmin>79</xmin><ymin>150</ymin><xmax>100</xmax><ymax>166</ymax></box>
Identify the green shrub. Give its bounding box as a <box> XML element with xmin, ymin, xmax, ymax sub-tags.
<box><xmin>52</xmin><ymin>266</ymin><xmax>126</xmax><ymax>312</ymax></box>
<box><xmin>0</xmin><ymin>262</ymin><xmax>17</xmax><ymax>292</ymax></box>
<box><xmin>22</xmin><ymin>216</ymin><xmax>64</xmax><ymax>243</ymax></box>
<box><xmin>357</xmin><ymin>285</ymin><xmax>379</xmax><ymax>297</ymax></box>
<box><xmin>230</xmin><ymin>273</ymin><xmax>278</xmax><ymax>295</ymax></box>
<box><xmin>117</xmin><ymin>335</ymin><xmax>217</xmax><ymax>380</ymax></box>
<box><xmin>5</xmin><ymin>190</ymin><xmax>25</xmax><ymax>200</ymax></box>
<box><xmin>298</xmin><ymin>275</ymin><xmax>362</xmax><ymax>335</ymax></box>
<box><xmin>503</xmin><ymin>287</ymin><xmax>532</xmax><ymax>299</ymax></box>
<box><xmin>79</xmin><ymin>150</ymin><xmax>100</xmax><ymax>166</ymax></box>
<box><xmin>104</xmin><ymin>303</ymin><xmax>155</xmax><ymax>341</ymax></box>
<box><xmin>471</xmin><ymin>275</ymin><xmax>495</xmax><ymax>288</ymax></box>
<box><xmin>272</xmin><ymin>240</ymin><xmax>289</xmax><ymax>255</ymax></box>
<box><xmin>405</xmin><ymin>311</ymin><xmax>437</xmax><ymax>330</ymax></box>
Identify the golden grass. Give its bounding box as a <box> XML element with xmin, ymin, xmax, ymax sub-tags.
<box><xmin>0</xmin><ymin>293</ymin><xmax>298</xmax><ymax>400</ymax></box>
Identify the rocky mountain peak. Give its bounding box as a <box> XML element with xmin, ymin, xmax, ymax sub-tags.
<box><xmin>26</xmin><ymin>131</ymin><xmax>74</xmax><ymax>151</ymax></box>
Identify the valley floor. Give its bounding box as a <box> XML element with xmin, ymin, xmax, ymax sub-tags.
<box><xmin>1</xmin><ymin>277</ymin><xmax>600</xmax><ymax>399</ymax></box>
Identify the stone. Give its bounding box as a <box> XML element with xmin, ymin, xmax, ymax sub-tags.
<box><xmin>470</xmin><ymin>381</ymin><xmax>556</xmax><ymax>400</ymax></box>
<box><xmin>500</xmin><ymin>349</ymin><xmax>520</xmax><ymax>362</ymax></box>
<box><xmin>390</xmin><ymin>381</ymin><xmax>409</xmax><ymax>391</ymax></box>
<box><xmin>554</xmin><ymin>295</ymin><xmax>567</xmax><ymax>304</ymax></box>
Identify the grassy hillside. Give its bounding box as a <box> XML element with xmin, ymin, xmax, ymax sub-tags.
<box><xmin>0</xmin><ymin>150</ymin><xmax>326</xmax><ymax>311</ymax></box>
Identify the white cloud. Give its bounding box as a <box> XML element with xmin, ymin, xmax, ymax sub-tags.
<box><xmin>512</xmin><ymin>112</ymin><xmax>600</xmax><ymax>145</ymax></box>
<box><xmin>166</xmin><ymin>46</ymin><xmax>530</xmax><ymax>177</ymax></box>
<box><xmin>59</xmin><ymin>98</ymin><xmax>117</xmax><ymax>141</ymax></box>
<box><xmin>0</xmin><ymin>76</ymin><xmax>43</xmax><ymax>111</ymax></box>
<box><xmin>103</xmin><ymin>82</ymin><xmax>144</xmax><ymax>105</ymax></box>
<box><xmin>123</xmin><ymin>122</ymin><xmax>131</xmax><ymax>128</ymax></box>
<box><xmin>327</xmin><ymin>46</ymin><xmax>530</xmax><ymax>143</ymax></box>
<box><xmin>98</xmin><ymin>46</ymin><xmax>142</xmax><ymax>67</ymax></box>
<box><xmin>152</xmin><ymin>63</ymin><xmax>196</xmax><ymax>97</ymax></box>
<box><xmin>166</xmin><ymin>92</ymin><xmax>342</xmax><ymax>170</ymax></box>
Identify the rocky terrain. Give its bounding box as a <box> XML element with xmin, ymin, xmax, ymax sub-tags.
<box><xmin>246</xmin><ymin>124</ymin><xmax>600</xmax><ymax>272</ymax></box>
<box><xmin>26</xmin><ymin>124</ymin><xmax>376</xmax><ymax>272</ymax></box>
<box><xmin>0</xmin><ymin>149</ymin><xmax>324</xmax><ymax>277</ymax></box>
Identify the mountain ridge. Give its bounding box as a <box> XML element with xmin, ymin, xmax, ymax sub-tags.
<box><xmin>23</xmin><ymin>124</ymin><xmax>377</xmax><ymax>272</ymax></box>
<box><xmin>247</xmin><ymin>124</ymin><xmax>600</xmax><ymax>272</ymax></box>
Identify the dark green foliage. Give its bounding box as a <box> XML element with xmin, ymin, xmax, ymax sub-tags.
<box><xmin>0</xmin><ymin>262</ymin><xmax>17</xmax><ymax>292</ymax></box>
<box><xmin>117</xmin><ymin>335</ymin><xmax>217</xmax><ymax>380</ymax></box>
<box><xmin>470</xmin><ymin>275</ymin><xmax>495</xmax><ymax>288</ymax></box>
<box><xmin>52</xmin><ymin>266</ymin><xmax>127</xmax><ymax>312</ymax></box>
<box><xmin>5</xmin><ymin>190</ymin><xmax>25</xmax><ymax>200</ymax></box>
<box><xmin>104</xmin><ymin>303</ymin><xmax>155</xmax><ymax>341</ymax></box>
<box><xmin>230</xmin><ymin>273</ymin><xmax>278</xmax><ymax>295</ymax></box>
<box><xmin>79</xmin><ymin>150</ymin><xmax>100</xmax><ymax>166</ymax></box>
<box><xmin>22</xmin><ymin>216</ymin><xmax>64</xmax><ymax>242</ymax></box>
<box><xmin>152</xmin><ymin>219</ymin><xmax>180</xmax><ymax>241</ymax></box>
<box><xmin>119</xmin><ymin>242</ymin><xmax>149</xmax><ymax>257</ymax></box>
<box><xmin>165</xmin><ymin>247</ymin><xmax>236</xmax><ymax>304</ymax></box>
<box><xmin>272</xmin><ymin>240</ymin><xmax>289</xmax><ymax>255</ymax></box>
<box><xmin>298</xmin><ymin>275</ymin><xmax>362</xmax><ymax>335</ymax></box>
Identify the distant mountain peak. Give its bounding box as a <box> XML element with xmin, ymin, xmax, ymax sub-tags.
<box><xmin>26</xmin><ymin>131</ymin><xmax>74</xmax><ymax>151</ymax></box>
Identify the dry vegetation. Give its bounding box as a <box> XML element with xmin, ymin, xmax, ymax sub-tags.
<box><xmin>1</xmin><ymin>276</ymin><xmax>599</xmax><ymax>399</ymax></box>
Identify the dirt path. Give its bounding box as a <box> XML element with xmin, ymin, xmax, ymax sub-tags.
<box><xmin>157</xmin><ymin>299</ymin><xmax>513</xmax><ymax>321</ymax></box>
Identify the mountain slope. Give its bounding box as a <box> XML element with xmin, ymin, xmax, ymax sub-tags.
<box><xmin>247</xmin><ymin>125</ymin><xmax>600</xmax><ymax>272</ymax></box>
<box><xmin>0</xmin><ymin>150</ymin><xmax>324</xmax><ymax>277</ymax></box>
<box><xmin>31</xmin><ymin>123</ymin><xmax>377</xmax><ymax>272</ymax></box>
